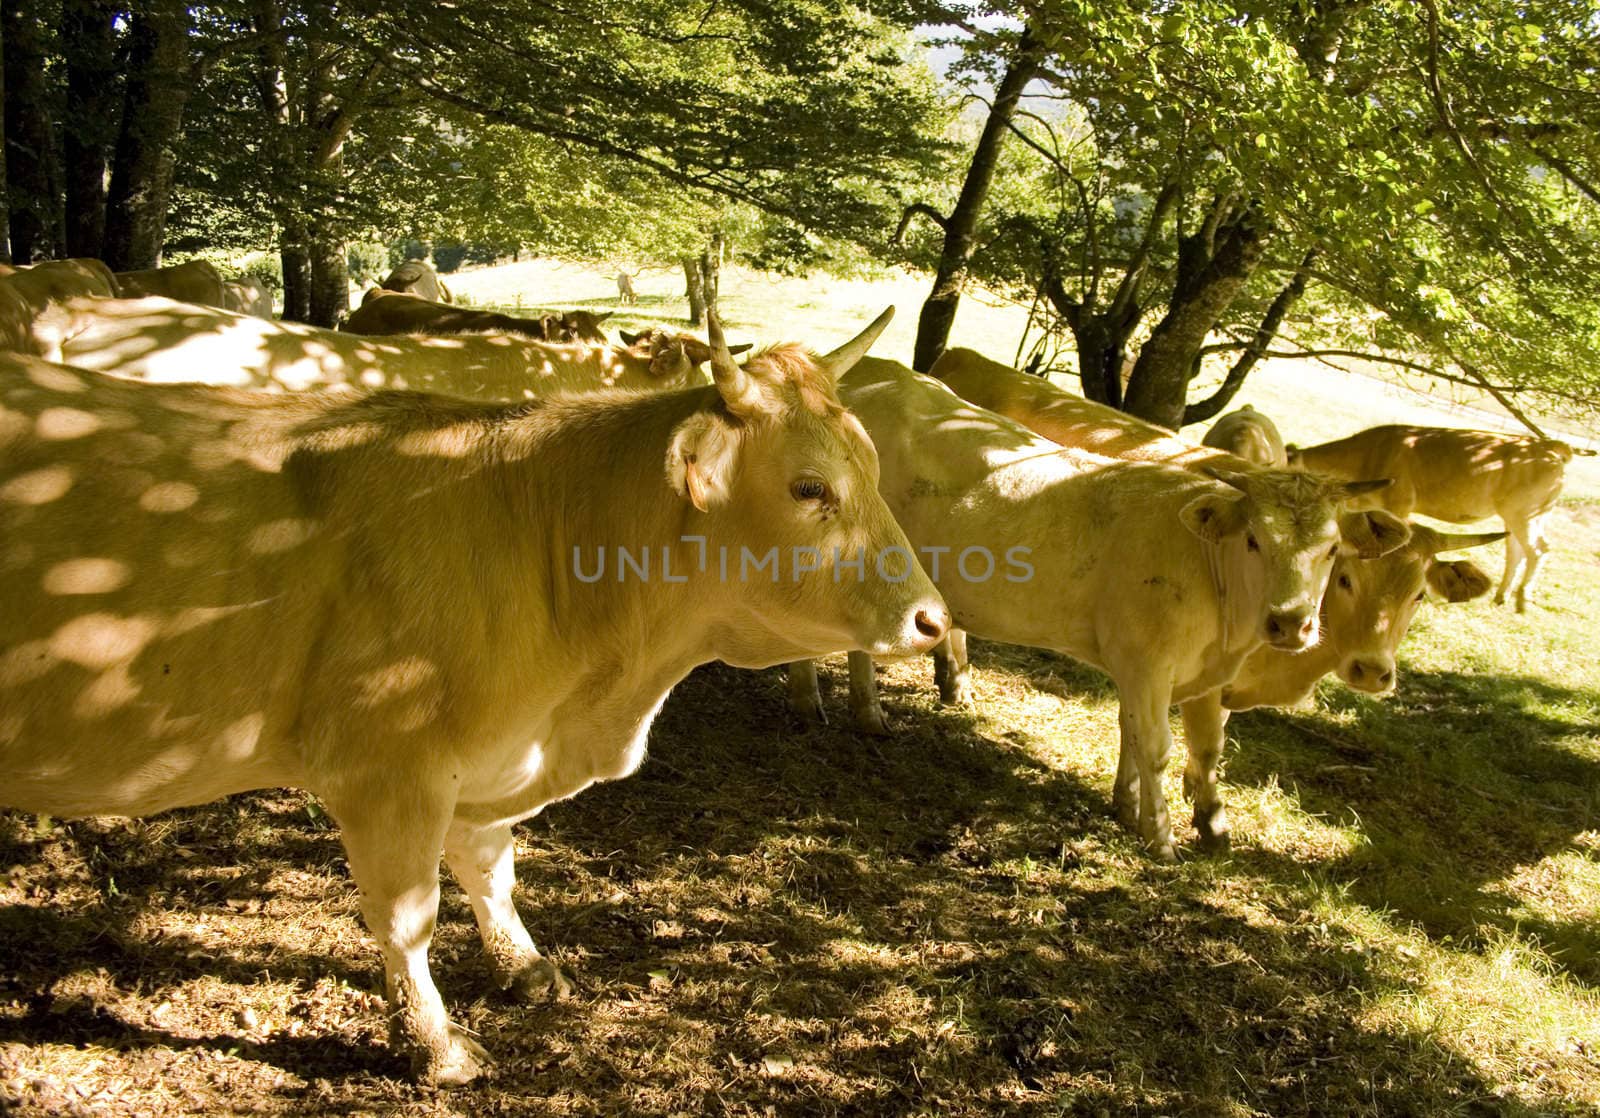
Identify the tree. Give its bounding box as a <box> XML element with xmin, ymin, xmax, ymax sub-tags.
<box><xmin>61</xmin><ymin>0</ymin><xmax>119</xmax><ymax>258</ymax></box>
<box><xmin>3</xmin><ymin>0</ymin><xmax>60</xmax><ymax>263</ymax></box>
<box><xmin>913</xmin><ymin>0</ymin><xmax>1600</xmax><ymax>428</ymax></box>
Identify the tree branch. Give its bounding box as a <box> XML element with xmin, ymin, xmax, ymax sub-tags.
<box><xmin>892</xmin><ymin>202</ymin><xmax>949</xmax><ymax>244</ymax></box>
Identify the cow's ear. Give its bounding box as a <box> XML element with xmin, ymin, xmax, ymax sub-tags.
<box><xmin>1426</xmin><ymin>558</ymin><xmax>1493</xmax><ymax>603</ymax></box>
<box><xmin>667</xmin><ymin>413</ymin><xmax>739</xmax><ymax>511</ymax></box>
<box><xmin>1179</xmin><ymin>490</ymin><xmax>1249</xmax><ymax>542</ymax></box>
<box><xmin>1339</xmin><ymin>509</ymin><xmax>1410</xmax><ymax>558</ymax></box>
<box><xmin>592</xmin><ymin>312</ymin><xmax>614</xmax><ymax>325</ymax></box>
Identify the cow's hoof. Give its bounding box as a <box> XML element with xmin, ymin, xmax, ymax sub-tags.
<box><xmin>1193</xmin><ymin>804</ymin><xmax>1231</xmax><ymax>853</ymax></box>
<box><xmin>1493</xmin><ymin>593</ymin><xmax>1506</xmax><ymax>607</ymax></box>
<box><xmin>1112</xmin><ymin>797</ymin><xmax>1139</xmax><ymax>832</ymax></box>
<box><xmin>938</xmin><ymin>679</ymin><xmax>976</xmax><ymax>708</ymax></box>
<box><xmin>852</xmin><ymin>706</ymin><xmax>892</xmax><ymax>737</ymax></box>
<box><xmin>791</xmin><ymin>701</ymin><xmax>828</xmax><ymax>728</ymax></box>
<box><xmin>507</xmin><ymin>957</ymin><xmax>573</xmax><ymax>1002</ymax></box>
<box><xmin>1147</xmin><ymin>839</ymin><xmax>1178</xmax><ymax>863</ymax></box>
<box><xmin>414</xmin><ymin>1026</ymin><xmax>492</xmax><ymax>1086</ymax></box>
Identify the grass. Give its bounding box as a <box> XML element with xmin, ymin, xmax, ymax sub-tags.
<box><xmin>3</xmin><ymin>260</ymin><xmax>1599</xmax><ymax>1115</ymax></box>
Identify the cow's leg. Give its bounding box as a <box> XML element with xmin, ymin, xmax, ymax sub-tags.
<box><xmin>325</xmin><ymin>778</ymin><xmax>486</xmax><ymax>1085</ymax></box>
<box><xmin>1514</xmin><ymin>513</ymin><xmax>1551</xmax><ymax>613</ymax></box>
<box><xmin>1494</xmin><ymin>522</ymin><xmax>1527</xmax><ymax>607</ymax></box>
<box><xmin>786</xmin><ymin>660</ymin><xmax>826</xmax><ymax>725</ymax></box>
<box><xmin>1111</xmin><ymin>739</ymin><xmax>1141</xmax><ymax>833</ymax></box>
<box><xmin>444</xmin><ymin>819</ymin><xmax>573</xmax><ymax>1002</ymax></box>
<box><xmin>1180</xmin><ymin>695</ymin><xmax>1231</xmax><ymax>853</ymax></box>
<box><xmin>847</xmin><ymin>650</ymin><xmax>891</xmax><ymax>735</ymax></box>
<box><xmin>932</xmin><ymin>629</ymin><xmax>975</xmax><ymax>707</ymax></box>
<box><xmin>1116</xmin><ymin>684</ymin><xmax>1177</xmax><ymax>861</ymax></box>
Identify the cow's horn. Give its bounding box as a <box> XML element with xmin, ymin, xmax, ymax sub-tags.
<box><xmin>1426</xmin><ymin>528</ymin><xmax>1507</xmax><ymax>554</ymax></box>
<box><xmin>707</xmin><ymin>309</ymin><xmax>763</xmax><ymax>415</ymax></box>
<box><xmin>817</xmin><ymin>306</ymin><xmax>894</xmax><ymax>382</ymax></box>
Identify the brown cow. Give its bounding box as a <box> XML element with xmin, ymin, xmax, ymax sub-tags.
<box><xmin>1202</xmin><ymin>404</ymin><xmax>1288</xmax><ymax>466</ymax></box>
<box><xmin>380</xmin><ymin>258</ymin><xmax>452</xmax><ymax>303</ymax></box>
<box><xmin>34</xmin><ymin>295</ymin><xmax>724</xmax><ymax>396</ymax></box>
<box><xmin>0</xmin><ymin>312</ymin><xmax>947</xmax><ymax>1083</ymax></box>
<box><xmin>344</xmin><ymin>287</ymin><xmax>612</xmax><ymax>343</ymax></box>
<box><xmin>114</xmin><ymin>260</ymin><xmax>228</xmax><ymax>308</ymax></box>
<box><xmin>1288</xmin><ymin>425</ymin><xmax>1592</xmax><ymax>611</ymax></box>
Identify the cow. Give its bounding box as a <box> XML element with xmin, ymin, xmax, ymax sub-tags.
<box><xmin>113</xmin><ymin>260</ymin><xmax>228</xmax><ymax>308</ymax></box>
<box><xmin>0</xmin><ymin>310</ymin><xmax>948</xmax><ymax>1084</ymax></box>
<box><xmin>1202</xmin><ymin>404</ymin><xmax>1288</xmax><ymax>466</ymax></box>
<box><xmin>222</xmin><ymin>277</ymin><xmax>275</xmax><ymax>319</ymax></box>
<box><xmin>1287</xmin><ymin>425</ymin><xmax>1592</xmax><ymax>611</ymax></box>
<box><xmin>617</xmin><ymin>272</ymin><xmax>638</xmax><ymax>305</ymax></box>
<box><xmin>4</xmin><ymin>258</ymin><xmax>120</xmax><ymax>313</ymax></box>
<box><xmin>787</xmin><ymin>360</ymin><xmax>1404</xmax><ymax>859</ymax></box>
<box><xmin>32</xmin><ymin>296</ymin><xmax>724</xmax><ymax>397</ymax></box>
<box><xmin>381</xmin><ymin>258</ymin><xmax>452</xmax><ymax>303</ymax></box>
<box><xmin>343</xmin><ymin>287</ymin><xmax>613</xmax><ymax>343</ymax></box>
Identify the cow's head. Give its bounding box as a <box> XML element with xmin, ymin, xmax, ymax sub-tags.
<box><xmin>561</xmin><ymin>310</ymin><xmax>612</xmax><ymax>344</ymax></box>
<box><xmin>621</xmin><ymin>327</ymin><xmax>753</xmax><ymax>383</ymax></box>
<box><xmin>1181</xmin><ymin>466</ymin><xmax>1409</xmax><ymax>651</ymax></box>
<box><xmin>665</xmin><ymin>307</ymin><xmax>948</xmax><ymax>665</ymax></box>
<box><xmin>1325</xmin><ymin>522</ymin><xmax>1503</xmax><ymax>694</ymax></box>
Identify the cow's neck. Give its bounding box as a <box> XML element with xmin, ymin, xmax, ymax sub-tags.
<box><xmin>1203</xmin><ymin>537</ymin><xmax>1265</xmax><ymax>658</ymax></box>
<box><xmin>1225</xmin><ymin>639</ymin><xmax>1339</xmax><ymax>711</ymax></box>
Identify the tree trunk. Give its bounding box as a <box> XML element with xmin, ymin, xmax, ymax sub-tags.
<box><xmin>61</xmin><ymin>0</ymin><xmax>120</xmax><ymax>259</ymax></box>
<box><xmin>3</xmin><ymin>0</ymin><xmax>58</xmax><ymax>263</ymax></box>
<box><xmin>280</xmin><ymin>219</ymin><xmax>311</xmax><ymax>322</ymax></box>
<box><xmin>0</xmin><ymin>9</ymin><xmax>11</xmax><ymax>263</ymax></box>
<box><xmin>1122</xmin><ymin>206</ymin><xmax>1268</xmax><ymax>428</ymax></box>
<box><xmin>682</xmin><ymin>256</ymin><xmax>705</xmax><ymax>325</ymax></box>
<box><xmin>1182</xmin><ymin>249</ymin><xmax>1318</xmax><ymax>426</ymax></box>
<box><xmin>697</xmin><ymin>230</ymin><xmax>722</xmax><ymax>323</ymax></box>
<box><xmin>911</xmin><ymin>27</ymin><xmax>1041</xmax><ymax>372</ymax></box>
<box><xmin>308</xmin><ymin>229</ymin><xmax>347</xmax><ymax>327</ymax></box>
<box><xmin>104</xmin><ymin>0</ymin><xmax>192</xmax><ymax>270</ymax></box>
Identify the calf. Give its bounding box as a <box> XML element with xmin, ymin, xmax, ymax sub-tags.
<box><xmin>1288</xmin><ymin>424</ymin><xmax>1591</xmax><ymax>611</ymax></box>
<box><xmin>0</xmin><ymin>311</ymin><xmax>946</xmax><ymax>1083</ymax></box>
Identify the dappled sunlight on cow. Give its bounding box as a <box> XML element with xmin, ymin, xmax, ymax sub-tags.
<box><xmin>115</xmin><ymin>260</ymin><xmax>228</xmax><ymax>308</ymax></box>
<box><xmin>380</xmin><ymin>258</ymin><xmax>453</xmax><ymax>303</ymax></box>
<box><xmin>33</xmin><ymin>295</ymin><xmax>718</xmax><ymax>397</ymax></box>
<box><xmin>344</xmin><ymin>287</ymin><xmax>614</xmax><ymax>342</ymax></box>
<box><xmin>0</xmin><ymin>309</ymin><xmax>944</xmax><ymax>1084</ymax></box>
<box><xmin>1202</xmin><ymin>404</ymin><xmax>1288</xmax><ymax>466</ymax></box>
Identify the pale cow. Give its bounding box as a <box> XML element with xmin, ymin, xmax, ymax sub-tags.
<box><xmin>1288</xmin><ymin>425</ymin><xmax>1592</xmax><ymax>611</ymax></box>
<box><xmin>1202</xmin><ymin>404</ymin><xmax>1288</xmax><ymax>466</ymax></box>
<box><xmin>0</xmin><ymin>312</ymin><xmax>948</xmax><ymax>1083</ymax></box>
<box><xmin>33</xmin><ymin>296</ymin><xmax>724</xmax><ymax>397</ymax></box>
<box><xmin>222</xmin><ymin>277</ymin><xmax>275</xmax><ymax>318</ymax></box>
<box><xmin>4</xmin><ymin>258</ymin><xmax>119</xmax><ymax>313</ymax></box>
<box><xmin>114</xmin><ymin>260</ymin><xmax>228</xmax><ymax>308</ymax></box>
<box><xmin>788</xmin><ymin>360</ymin><xmax>1404</xmax><ymax>858</ymax></box>
<box><xmin>381</xmin><ymin>258</ymin><xmax>452</xmax><ymax>303</ymax></box>
<box><xmin>617</xmin><ymin>272</ymin><xmax>638</xmax><ymax>305</ymax></box>
<box><xmin>344</xmin><ymin>287</ymin><xmax>612</xmax><ymax>343</ymax></box>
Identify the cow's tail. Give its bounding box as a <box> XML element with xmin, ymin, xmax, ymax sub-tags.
<box><xmin>1543</xmin><ymin>440</ymin><xmax>1596</xmax><ymax>461</ymax></box>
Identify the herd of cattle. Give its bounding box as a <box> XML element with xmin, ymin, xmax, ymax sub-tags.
<box><xmin>0</xmin><ymin>254</ymin><xmax>1588</xmax><ymax>1084</ymax></box>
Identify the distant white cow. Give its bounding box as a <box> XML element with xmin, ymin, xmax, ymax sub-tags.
<box><xmin>616</xmin><ymin>271</ymin><xmax>638</xmax><ymax>305</ymax></box>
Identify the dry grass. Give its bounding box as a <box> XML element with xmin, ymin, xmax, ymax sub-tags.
<box><xmin>4</xmin><ymin>262</ymin><xmax>1599</xmax><ymax>1116</ymax></box>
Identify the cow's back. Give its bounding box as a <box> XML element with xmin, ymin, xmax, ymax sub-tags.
<box><xmin>115</xmin><ymin>261</ymin><xmax>227</xmax><ymax>308</ymax></box>
<box><xmin>931</xmin><ymin>347</ymin><xmax>1223</xmax><ymax>467</ymax></box>
<box><xmin>381</xmin><ymin>260</ymin><xmax>450</xmax><ymax>303</ymax></box>
<box><xmin>8</xmin><ymin>258</ymin><xmax>119</xmax><ymax>312</ymax></box>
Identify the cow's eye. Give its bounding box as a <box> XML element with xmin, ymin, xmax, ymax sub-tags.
<box><xmin>1246</xmin><ymin>533</ymin><xmax>1260</xmax><ymax>552</ymax></box>
<box><xmin>1327</xmin><ymin>544</ymin><xmax>1340</xmax><ymax>559</ymax></box>
<box><xmin>1337</xmin><ymin>574</ymin><xmax>1352</xmax><ymax>591</ymax></box>
<box><xmin>1414</xmin><ymin>589</ymin><xmax>1427</xmax><ymax>602</ymax></box>
<box><xmin>791</xmin><ymin>478</ymin><xmax>827</xmax><ymax>502</ymax></box>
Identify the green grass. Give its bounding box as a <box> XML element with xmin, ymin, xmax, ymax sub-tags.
<box><xmin>2</xmin><ymin>259</ymin><xmax>1598</xmax><ymax>1115</ymax></box>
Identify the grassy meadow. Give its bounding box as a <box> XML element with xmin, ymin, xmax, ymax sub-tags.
<box><xmin>2</xmin><ymin>261</ymin><xmax>1598</xmax><ymax>1116</ymax></box>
